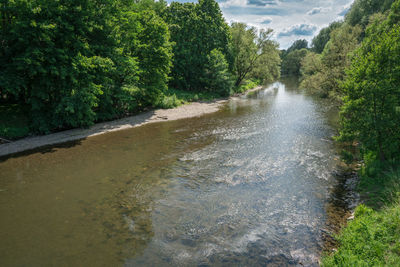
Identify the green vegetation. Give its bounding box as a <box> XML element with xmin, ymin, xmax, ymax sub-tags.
<box><xmin>163</xmin><ymin>0</ymin><xmax>231</xmax><ymax>91</ymax></box>
<box><xmin>311</xmin><ymin>21</ymin><xmax>343</xmax><ymax>54</ymax></box>
<box><xmin>300</xmin><ymin>24</ymin><xmax>362</xmax><ymax>100</ymax></box>
<box><xmin>323</xmin><ymin>165</ymin><xmax>400</xmax><ymax>266</ymax></box>
<box><xmin>280</xmin><ymin>39</ymin><xmax>309</xmax><ymax>77</ymax></box>
<box><xmin>164</xmin><ymin>88</ymin><xmax>223</xmax><ymax>104</ymax></box>
<box><xmin>0</xmin><ymin>104</ymin><xmax>30</xmax><ymax>139</ymax></box>
<box><xmin>299</xmin><ymin>0</ymin><xmax>396</xmax><ymax>101</ymax></box>
<box><xmin>322</xmin><ymin>199</ymin><xmax>400</xmax><ymax>266</ymax></box>
<box><xmin>339</xmin><ymin>25</ymin><xmax>400</xmax><ymax>162</ymax></box>
<box><xmin>230</xmin><ymin>22</ymin><xmax>280</xmax><ymax>86</ymax></box>
<box><xmin>0</xmin><ymin>0</ymin><xmax>280</xmax><ymax>139</ymax></box>
<box><xmin>303</xmin><ymin>0</ymin><xmax>400</xmax><ymax>265</ymax></box>
<box><xmin>235</xmin><ymin>79</ymin><xmax>262</xmax><ymax>94</ymax></box>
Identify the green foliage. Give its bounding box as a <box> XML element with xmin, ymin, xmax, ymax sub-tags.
<box><xmin>282</xmin><ymin>39</ymin><xmax>308</xmax><ymax>57</ymax></box>
<box><xmin>0</xmin><ymin>104</ymin><xmax>30</xmax><ymax>139</ymax></box>
<box><xmin>165</xmin><ymin>88</ymin><xmax>221</xmax><ymax>103</ymax></box>
<box><xmin>0</xmin><ymin>0</ymin><xmax>172</xmax><ymax>133</ymax></box>
<box><xmin>339</xmin><ymin>21</ymin><xmax>400</xmax><ymax>161</ymax></box>
<box><xmin>322</xmin><ymin>200</ymin><xmax>400</xmax><ymax>266</ymax></box>
<box><xmin>301</xmin><ymin>0</ymin><xmax>399</xmax><ymax>101</ymax></box>
<box><xmin>340</xmin><ymin>150</ymin><xmax>354</xmax><ymax>164</ymax></box>
<box><xmin>155</xmin><ymin>94</ymin><xmax>181</xmax><ymax>109</ymax></box>
<box><xmin>230</xmin><ymin>22</ymin><xmax>280</xmax><ymax>86</ymax></box>
<box><xmin>281</xmin><ymin>48</ymin><xmax>308</xmax><ymax>76</ymax></box>
<box><xmin>235</xmin><ymin>79</ymin><xmax>261</xmax><ymax>94</ymax></box>
<box><xmin>359</xmin><ymin>161</ymin><xmax>400</xmax><ymax>207</ymax></box>
<box><xmin>202</xmin><ymin>49</ymin><xmax>234</xmax><ymax>96</ymax></box>
<box><xmin>0</xmin><ymin>0</ymin><xmax>282</xmax><ymax>137</ymax></box>
<box><xmin>164</xmin><ymin>0</ymin><xmax>231</xmax><ymax>91</ymax></box>
<box><xmin>311</xmin><ymin>21</ymin><xmax>343</xmax><ymax>53</ymax></box>
<box><xmin>300</xmin><ymin>24</ymin><xmax>362</xmax><ymax>100</ymax></box>
<box><xmin>323</xmin><ymin>5</ymin><xmax>400</xmax><ymax>264</ymax></box>
<box><xmin>299</xmin><ymin>52</ymin><xmax>327</xmax><ymax>97</ymax></box>
<box><xmin>345</xmin><ymin>0</ymin><xmax>395</xmax><ymax>28</ymax></box>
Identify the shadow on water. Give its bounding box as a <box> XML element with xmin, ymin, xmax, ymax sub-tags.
<box><xmin>0</xmin><ymin>139</ymin><xmax>84</xmax><ymax>163</ymax></box>
<box><xmin>0</xmin><ymin>110</ymin><xmax>160</xmax><ymax>163</ymax></box>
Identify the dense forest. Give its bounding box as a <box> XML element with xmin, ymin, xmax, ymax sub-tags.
<box><xmin>280</xmin><ymin>0</ymin><xmax>400</xmax><ymax>265</ymax></box>
<box><xmin>0</xmin><ymin>0</ymin><xmax>280</xmax><ymax>137</ymax></box>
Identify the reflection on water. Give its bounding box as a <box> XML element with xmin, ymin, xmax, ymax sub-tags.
<box><xmin>0</xmin><ymin>80</ymin><xmax>340</xmax><ymax>266</ymax></box>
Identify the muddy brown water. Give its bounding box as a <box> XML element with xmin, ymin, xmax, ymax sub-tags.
<box><xmin>0</xmin><ymin>80</ymin><xmax>344</xmax><ymax>266</ymax></box>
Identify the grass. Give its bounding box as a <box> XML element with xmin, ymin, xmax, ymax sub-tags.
<box><xmin>234</xmin><ymin>78</ymin><xmax>261</xmax><ymax>94</ymax></box>
<box><xmin>322</xmin><ymin>163</ymin><xmax>400</xmax><ymax>266</ymax></box>
<box><xmin>0</xmin><ymin>103</ymin><xmax>30</xmax><ymax>140</ymax></box>
<box><xmin>165</xmin><ymin>88</ymin><xmax>223</xmax><ymax>104</ymax></box>
<box><xmin>163</xmin><ymin>79</ymin><xmax>262</xmax><ymax>108</ymax></box>
<box><xmin>322</xmin><ymin>200</ymin><xmax>400</xmax><ymax>266</ymax></box>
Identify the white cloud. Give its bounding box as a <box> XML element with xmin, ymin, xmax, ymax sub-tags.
<box><xmin>307</xmin><ymin>7</ymin><xmax>331</xmax><ymax>16</ymax></box>
<box><xmin>278</xmin><ymin>23</ymin><xmax>317</xmax><ymax>37</ymax></box>
<box><xmin>217</xmin><ymin>0</ymin><xmax>355</xmax><ymax>48</ymax></box>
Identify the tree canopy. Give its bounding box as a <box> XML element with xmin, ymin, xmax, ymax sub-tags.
<box><xmin>339</xmin><ymin>2</ymin><xmax>400</xmax><ymax>161</ymax></box>
<box><xmin>163</xmin><ymin>0</ymin><xmax>231</xmax><ymax>91</ymax></box>
<box><xmin>230</xmin><ymin>22</ymin><xmax>280</xmax><ymax>86</ymax></box>
<box><xmin>0</xmin><ymin>0</ymin><xmax>281</xmax><ymax>136</ymax></box>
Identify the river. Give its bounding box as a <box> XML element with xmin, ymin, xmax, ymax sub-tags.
<box><xmin>0</xmin><ymin>80</ymin><xmax>341</xmax><ymax>266</ymax></box>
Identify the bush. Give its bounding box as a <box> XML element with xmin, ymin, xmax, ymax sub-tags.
<box><xmin>155</xmin><ymin>94</ymin><xmax>181</xmax><ymax>109</ymax></box>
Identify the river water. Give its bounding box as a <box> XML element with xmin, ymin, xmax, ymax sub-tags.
<box><xmin>0</xmin><ymin>80</ymin><xmax>340</xmax><ymax>266</ymax></box>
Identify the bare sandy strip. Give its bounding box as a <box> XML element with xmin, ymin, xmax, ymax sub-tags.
<box><xmin>0</xmin><ymin>100</ymin><xmax>228</xmax><ymax>157</ymax></box>
<box><xmin>0</xmin><ymin>86</ymin><xmax>263</xmax><ymax>158</ymax></box>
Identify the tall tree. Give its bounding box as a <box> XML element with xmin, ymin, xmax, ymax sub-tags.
<box><xmin>0</xmin><ymin>0</ymin><xmax>173</xmax><ymax>132</ymax></box>
<box><xmin>230</xmin><ymin>22</ymin><xmax>279</xmax><ymax>86</ymax></box>
<box><xmin>311</xmin><ymin>21</ymin><xmax>343</xmax><ymax>53</ymax></box>
<box><xmin>300</xmin><ymin>24</ymin><xmax>362</xmax><ymax>99</ymax></box>
<box><xmin>164</xmin><ymin>0</ymin><xmax>231</xmax><ymax>91</ymax></box>
<box><xmin>346</xmin><ymin>0</ymin><xmax>395</xmax><ymax>28</ymax></box>
<box><xmin>280</xmin><ymin>40</ymin><xmax>309</xmax><ymax>76</ymax></box>
<box><xmin>339</xmin><ymin>1</ymin><xmax>400</xmax><ymax>161</ymax></box>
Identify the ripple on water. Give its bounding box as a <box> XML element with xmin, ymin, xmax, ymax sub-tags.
<box><xmin>0</xmin><ymin>81</ymin><xmax>338</xmax><ymax>266</ymax></box>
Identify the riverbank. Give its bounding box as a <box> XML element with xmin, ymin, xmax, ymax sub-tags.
<box><xmin>0</xmin><ymin>86</ymin><xmax>262</xmax><ymax>158</ymax></box>
<box><xmin>322</xmin><ymin>163</ymin><xmax>400</xmax><ymax>266</ymax></box>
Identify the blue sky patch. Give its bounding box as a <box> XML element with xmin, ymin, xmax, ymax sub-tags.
<box><xmin>166</xmin><ymin>0</ymin><xmax>354</xmax><ymax>48</ymax></box>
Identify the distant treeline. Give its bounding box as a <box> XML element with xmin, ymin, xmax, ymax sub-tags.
<box><xmin>281</xmin><ymin>0</ymin><xmax>400</xmax><ymax>165</ymax></box>
<box><xmin>0</xmin><ymin>0</ymin><xmax>280</xmax><ymax>134</ymax></box>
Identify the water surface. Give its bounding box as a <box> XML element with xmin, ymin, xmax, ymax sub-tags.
<box><xmin>0</xmin><ymin>80</ymin><xmax>339</xmax><ymax>266</ymax></box>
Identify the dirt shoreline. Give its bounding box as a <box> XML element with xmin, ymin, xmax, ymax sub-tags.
<box><xmin>0</xmin><ymin>86</ymin><xmax>262</xmax><ymax>158</ymax></box>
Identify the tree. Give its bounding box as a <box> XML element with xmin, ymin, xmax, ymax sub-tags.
<box><xmin>0</xmin><ymin>0</ymin><xmax>173</xmax><ymax>132</ymax></box>
<box><xmin>299</xmin><ymin>52</ymin><xmax>327</xmax><ymax>96</ymax></box>
<box><xmin>281</xmin><ymin>48</ymin><xmax>308</xmax><ymax>76</ymax></box>
<box><xmin>345</xmin><ymin>0</ymin><xmax>395</xmax><ymax>28</ymax></box>
<box><xmin>0</xmin><ymin>0</ymin><xmax>117</xmax><ymax>132</ymax></box>
<box><xmin>164</xmin><ymin>0</ymin><xmax>231</xmax><ymax>91</ymax></box>
<box><xmin>311</xmin><ymin>21</ymin><xmax>343</xmax><ymax>53</ymax></box>
<box><xmin>202</xmin><ymin>49</ymin><xmax>233</xmax><ymax>96</ymax></box>
<box><xmin>300</xmin><ymin>24</ymin><xmax>362</xmax><ymax>99</ymax></box>
<box><xmin>339</xmin><ymin>3</ymin><xmax>400</xmax><ymax>161</ymax></box>
<box><xmin>230</xmin><ymin>22</ymin><xmax>280</xmax><ymax>86</ymax></box>
<box><xmin>250</xmin><ymin>45</ymin><xmax>281</xmax><ymax>84</ymax></box>
<box><xmin>284</xmin><ymin>39</ymin><xmax>308</xmax><ymax>56</ymax></box>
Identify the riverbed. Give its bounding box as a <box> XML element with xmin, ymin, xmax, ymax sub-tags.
<box><xmin>0</xmin><ymin>80</ymin><xmax>340</xmax><ymax>266</ymax></box>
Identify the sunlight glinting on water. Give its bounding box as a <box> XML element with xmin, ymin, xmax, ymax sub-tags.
<box><xmin>0</xmin><ymin>80</ymin><xmax>339</xmax><ymax>266</ymax></box>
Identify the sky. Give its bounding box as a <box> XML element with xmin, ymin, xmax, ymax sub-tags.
<box><xmin>168</xmin><ymin>0</ymin><xmax>355</xmax><ymax>49</ymax></box>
